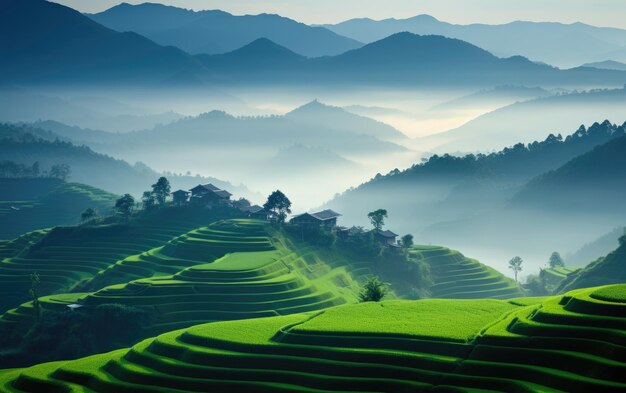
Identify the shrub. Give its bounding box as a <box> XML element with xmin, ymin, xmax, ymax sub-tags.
<box><xmin>359</xmin><ymin>276</ymin><xmax>388</xmax><ymax>302</ymax></box>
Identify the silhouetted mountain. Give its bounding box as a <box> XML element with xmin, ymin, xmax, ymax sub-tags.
<box><xmin>0</xmin><ymin>0</ymin><xmax>205</xmax><ymax>84</ymax></box>
<box><xmin>430</xmin><ymin>85</ymin><xmax>551</xmax><ymax>112</ymax></box>
<box><xmin>90</xmin><ymin>2</ymin><xmax>362</xmax><ymax>57</ymax></box>
<box><xmin>325</xmin><ymin>120</ymin><xmax>625</xmax><ymax>233</ymax></box>
<box><xmin>323</xmin><ymin>16</ymin><xmax>626</xmax><ymax>67</ymax></box>
<box><xmin>286</xmin><ymin>100</ymin><xmax>407</xmax><ymax>141</ymax></box>
<box><xmin>512</xmin><ymin>132</ymin><xmax>626</xmax><ymax>212</ymax></box>
<box><xmin>582</xmin><ymin>60</ymin><xmax>626</xmax><ymax>71</ymax></box>
<box><xmin>565</xmin><ymin>227</ymin><xmax>625</xmax><ymax>265</ymax></box>
<box><xmin>196</xmin><ymin>32</ymin><xmax>626</xmax><ymax>88</ymax></box>
<box><xmin>424</xmin><ymin>87</ymin><xmax>626</xmax><ymax>152</ymax></box>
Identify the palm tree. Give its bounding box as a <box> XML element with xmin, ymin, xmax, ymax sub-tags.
<box><xmin>508</xmin><ymin>256</ymin><xmax>523</xmax><ymax>283</ymax></box>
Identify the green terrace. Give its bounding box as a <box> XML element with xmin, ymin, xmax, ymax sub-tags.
<box><xmin>412</xmin><ymin>245</ymin><xmax>525</xmax><ymax>299</ymax></box>
<box><xmin>1</xmin><ymin>284</ymin><xmax>624</xmax><ymax>392</ymax></box>
<box><xmin>0</xmin><ymin>220</ymin><xmax>369</xmax><ymax>339</ymax></box>
<box><xmin>0</xmin><ymin>208</ymin><xmax>242</xmax><ymax>313</ymax></box>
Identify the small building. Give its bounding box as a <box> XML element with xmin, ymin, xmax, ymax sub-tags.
<box><xmin>374</xmin><ymin>229</ymin><xmax>398</xmax><ymax>246</ymax></box>
<box><xmin>336</xmin><ymin>226</ymin><xmax>362</xmax><ymax>240</ymax></box>
<box><xmin>290</xmin><ymin>209</ymin><xmax>342</xmax><ymax>229</ymax></box>
<box><xmin>190</xmin><ymin>183</ymin><xmax>221</xmax><ymax>197</ymax></box>
<box><xmin>172</xmin><ymin>189</ymin><xmax>190</xmax><ymax>205</ymax></box>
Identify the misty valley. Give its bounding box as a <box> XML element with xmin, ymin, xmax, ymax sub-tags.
<box><xmin>0</xmin><ymin>0</ymin><xmax>626</xmax><ymax>392</ymax></box>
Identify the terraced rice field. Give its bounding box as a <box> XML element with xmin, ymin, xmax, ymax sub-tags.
<box><xmin>0</xmin><ymin>219</ymin><xmax>364</xmax><ymax>338</ymax></box>
<box><xmin>0</xmin><ymin>181</ymin><xmax>118</xmax><ymax>240</ymax></box>
<box><xmin>541</xmin><ymin>265</ymin><xmax>583</xmax><ymax>292</ymax></box>
<box><xmin>1</xmin><ymin>284</ymin><xmax>623</xmax><ymax>392</ymax></box>
<box><xmin>0</xmin><ymin>210</ymin><xmax>240</xmax><ymax>314</ymax></box>
<box><xmin>412</xmin><ymin>245</ymin><xmax>525</xmax><ymax>299</ymax></box>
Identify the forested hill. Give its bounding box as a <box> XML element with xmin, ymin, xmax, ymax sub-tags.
<box><xmin>0</xmin><ymin>123</ymin><xmax>253</xmax><ymax>198</ymax></box>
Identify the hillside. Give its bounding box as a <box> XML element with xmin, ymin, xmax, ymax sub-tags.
<box><xmin>512</xmin><ymin>133</ymin><xmax>626</xmax><ymax>212</ymax></box>
<box><xmin>323</xmin><ymin>15</ymin><xmax>626</xmax><ymax>67</ymax></box>
<box><xmin>0</xmin><ymin>122</ymin><xmax>254</xmax><ymax>199</ymax></box>
<box><xmin>0</xmin><ymin>0</ymin><xmax>206</xmax><ymax>85</ymax></box>
<box><xmin>584</xmin><ymin>60</ymin><xmax>626</xmax><ymax>71</ymax></box>
<box><xmin>0</xmin><ymin>178</ymin><xmax>117</xmax><ymax>240</ymax></box>
<box><xmin>2</xmin><ymin>284</ymin><xmax>625</xmax><ymax>391</ymax></box>
<box><xmin>557</xmin><ymin>240</ymin><xmax>626</xmax><ymax>293</ymax></box>
<box><xmin>89</xmin><ymin>3</ymin><xmax>362</xmax><ymax>57</ymax></box>
<box><xmin>425</xmin><ymin>87</ymin><xmax>626</xmax><ymax>152</ymax></box>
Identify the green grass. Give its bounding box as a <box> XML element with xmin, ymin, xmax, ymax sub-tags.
<box><xmin>411</xmin><ymin>245</ymin><xmax>525</xmax><ymax>299</ymax></box>
<box><xmin>0</xmin><ymin>178</ymin><xmax>118</xmax><ymax>240</ymax></box>
<box><xmin>2</xmin><ymin>284</ymin><xmax>624</xmax><ymax>392</ymax></box>
<box><xmin>591</xmin><ymin>284</ymin><xmax>626</xmax><ymax>303</ymax></box>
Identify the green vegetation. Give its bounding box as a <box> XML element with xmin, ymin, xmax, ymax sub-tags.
<box><xmin>412</xmin><ymin>246</ymin><xmax>524</xmax><ymax>299</ymax></box>
<box><xmin>508</xmin><ymin>256</ymin><xmax>523</xmax><ymax>283</ymax></box>
<box><xmin>263</xmin><ymin>190</ymin><xmax>291</xmax><ymax>223</ymax></box>
<box><xmin>1</xmin><ymin>284</ymin><xmax>623</xmax><ymax>392</ymax></box>
<box><xmin>358</xmin><ymin>276</ymin><xmax>387</xmax><ymax>302</ymax></box>
<box><xmin>539</xmin><ymin>265</ymin><xmax>583</xmax><ymax>293</ymax></box>
<box><xmin>0</xmin><ymin>178</ymin><xmax>118</xmax><ymax>240</ymax></box>
<box><xmin>367</xmin><ymin>208</ymin><xmax>387</xmax><ymax>230</ymax></box>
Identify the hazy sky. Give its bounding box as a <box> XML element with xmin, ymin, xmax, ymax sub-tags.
<box><xmin>56</xmin><ymin>0</ymin><xmax>626</xmax><ymax>28</ymax></box>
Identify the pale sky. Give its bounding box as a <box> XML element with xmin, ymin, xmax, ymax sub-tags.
<box><xmin>54</xmin><ymin>0</ymin><xmax>626</xmax><ymax>29</ymax></box>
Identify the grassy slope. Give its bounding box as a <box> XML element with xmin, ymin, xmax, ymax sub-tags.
<box><xmin>541</xmin><ymin>265</ymin><xmax>584</xmax><ymax>292</ymax></box>
<box><xmin>0</xmin><ymin>219</ymin><xmax>367</xmax><ymax>341</ymax></box>
<box><xmin>412</xmin><ymin>245</ymin><xmax>525</xmax><ymax>299</ymax></box>
<box><xmin>1</xmin><ymin>284</ymin><xmax>624</xmax><ymax>392</ymax></box>
<box><xmin>0</xmin><ymin>206</ymin><xmax>242</xmax><ymax>314</ymax></box>
<box><xmin>0</xmin><ymin>178</ymin><xmax>118</xmax><ymax>240</ymax></box>
<box><xmin>558</xmin><ymin>241</ymin><xmax>626</xmax><ymax>293</ymax></box>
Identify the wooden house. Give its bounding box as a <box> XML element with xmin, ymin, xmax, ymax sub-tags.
<box><xmin>290</xmin><ymin>209</ymin><xmax>342</xmax><ymax>229</ymax></box>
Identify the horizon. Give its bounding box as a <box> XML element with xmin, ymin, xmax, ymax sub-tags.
<box><xmin>53</xmin><ymin>0</ymin><xmax>626</xmax><ymax>30</ymax></box>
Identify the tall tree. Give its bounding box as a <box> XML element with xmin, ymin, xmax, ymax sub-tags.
<box><xmin>151</xmin><ymin>177</ymin><xmax>171</xmax><ymax>205</ymax></box>
<box><xmin>263</xmin><ymin>190</ymin><xmax>292</xmax><ymax>223</ymax></box>
<box><xmin>49</xmin><ymin>163</ymin><xmax>70</xmax><ymax>181</ymax></box>
<box><xmin>367</xmin><ymin>209</ymin><xmax>388</xmax><ymax>231</ymax></box>
<box><xmin>115</xmin><ymin>194</ymin><xmax>135</xmax><ymax>220</ymax></box>
<box><xmin>80</xmin><ymin>208</ymin><xmax>97</xmax><ymax>223</ymax></box>
<box><xmin>142</xmin><ymin>191</ymin><xmax>157</xmax><ymax>211</ymax></box>
<box><xmin>548</xmin><ymin>252</ymin><xmax>565</xmax><ymax>268</ymax></box>
<box><xmin>29</xmin><ymin>272</ymin><xmax>41</xmax><ymax>322</ymax></box>
<box><xmin>620</xmin><ymin>227</ymin><xmax>626</xmax><ymax>246</ymax></box>
<box><xmin>508</xmin><ymin>256</ymin><xmax>523</xmax><ymax>283</ymax></box>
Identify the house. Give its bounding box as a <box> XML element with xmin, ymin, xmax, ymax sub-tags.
<box><xmin>190</xmin><ymin>183</ymin><xmax>221</xmax><ymax>197</ymax></box>
<box><xmin>189</xmin><ymin>183</ymin><xmax>232</xmax><ymax>205</ymax></box>
<box><xmin>374</xmin><ymin>229</ymin><xmax>398</xmax><ymax>246</ymax></box>
<box><xmin>290</xmin><ymin>209</ymin><xmax>342</xmax><ymax>229</ymax></box>
<box><xmin>172</xmin><ymin>189</ymin><xmax>190</xmax><ymax>205</ymax></box>
<box><xmin>336</xmin><ymin>226</ymin><xmax>362</xmax><ymax>240</ymax></box>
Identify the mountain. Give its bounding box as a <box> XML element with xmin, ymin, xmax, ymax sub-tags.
<box><xmin>565</xmin><ymin>227</ymin><xmax>625</xmax><ymax>265</ymax></box>
<box><xmin>0</xmin><ymin>123</ymin><xmax>254</xmax><ymax>199</ymax></box>
<box><xmin>89</xmin><ymin>2</ymin><xmax>362</xmax><ymax>57</ymax></box>
<box><xmin>0</xmin><ymin>0</ymin><xmax>205</xmax><ymax>85</ymax></box>
<box><xmin>424</xmin><ymin>87</ymin><xmax>626</xmax><ymax>152</ymax></box>
<box><xmin>557</xmin><ymin>240</ymin><xmax>626</xmax><ymax>292</ymax></box>
<box><xmin>512</xmin><ymin>133</ymin><xmax>626</xmax><ymax>212</ymax></box>
<box><xmin>323</xmin><ymin>16</ymin><xmax>626</xmax><ymax>68</ymax></box>
<box><xmin>286</xmin><ymin>100</ymin><xmax>407</xmax><ymax>141</ymax></box>
<box><xmin>193</xmin><ymin>32</ymin><xmax>626</xmax><ymax>88</ymax></box>
<box><xmin>583</xmin><ymin>60</ymin><xmax>626</xmax><ymax>71</ymax></box>
<box><xmin>429</xmin><ymin>85</ymin><xmax>552</xmax><ymax>112</ymax></box>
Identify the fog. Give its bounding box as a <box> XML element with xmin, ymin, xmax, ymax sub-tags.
<box><xmin>3</xmin><ymin>82</ymin><xmax>625</xmax><ymax>281</ymax></box>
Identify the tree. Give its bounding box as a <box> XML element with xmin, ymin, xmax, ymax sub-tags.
<box><xmin>359</xmin><ymin>276</ymin><xmax>388</xmax><ymax>302</ymax></box>
<box><xmin>29</xmin><ymin>272</ymin><xmax>41</xmax><ymax>322</ymax></box>
<box><xmin>263</xmin><ymin>190</ymin><xmax>292</xmax><ymax>223</ymax></box>
<box><xmin>548</xmin><ymin>252</ymin><xmax>565</xmax><ymax>268</ymax></box>
<box><xmin>367</xmin><ymin>209</ymin><xmax>388</xmax><ymax>231</ymax></box>
<box><xmin>400</xmin><ymin>234</ymin><xmax>414</xmax><ymax>248</ymax></box>
<box><xmin>508</xmin><ymin>256</ymin><xmax>523</xmax><ymax>283</ymax></box>
<box><xmin>151</xmin><ymin>177</ymin><xmax>171</xmax><ymax>205</ymax></box>
<box><xmin>115</xmin><ymin>194</ymin><xmax>135</xmax><ymax>220</ymax></box>
<box><xmin>50</xmin><ymin>164</ymin><xmax>70</xmax><ymax>181</ymax></box>
<box><xmin>80</xmin><ymin>208</ymin><xmax>97</xmax><ymax>223</ymax></box>
<box><xmin>142</xmin><ymin>191</ymin><xmax>157</xmax><ymax>210</ymax></box>
<box><xmin>620</xmin><ymin>227</ymin><xmax>626</xmax><ymax>246</ymax></box>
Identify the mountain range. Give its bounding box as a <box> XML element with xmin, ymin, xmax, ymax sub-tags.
<box><xmin>89</xmin><ymin>2</ymin><xmax>362</xmax><ymax>58</ymax></box>
<box><xmin>3</xmin><ymin>0</ymin><xmax>626</xmax><ymax>89</ymax></box>
<box><xmin>322</xmin><ymin>15</ymin><xmax>626</xmax><ymax>68</ymax></box>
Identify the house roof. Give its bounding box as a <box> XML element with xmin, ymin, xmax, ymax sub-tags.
<box><xmin>311</xmin><ymin>209</ymin><xmax>342</xmax><ymax>221</ymax></box>
<box><xmin>213</xmin><ymin>189</ymin><xmax>232</xmax><ymax>199</ymax></box>
<box><xmin>190</xmin><ymin>183</ymin><xmax>221</xmax><ymax>192</ymax></box>
<box><xmin>172</xmin><ymin>189</ymin><xmax>190</xmax><ymax>195</ymax></box>
<box><xmin>247</xmin><ymin>205</ymin><xmax>264</xmax><ymax>213</ymax></box>
<box><xmin>376</xmin><ymin>229</ymin><xmax>398</xmax><ymax>238</ymax></box>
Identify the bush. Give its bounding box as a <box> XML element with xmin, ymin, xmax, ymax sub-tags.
<box><xmin>359</xmin><ymin>277</ymin><xmax>388</xmax><ymax>302</ymax></box>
